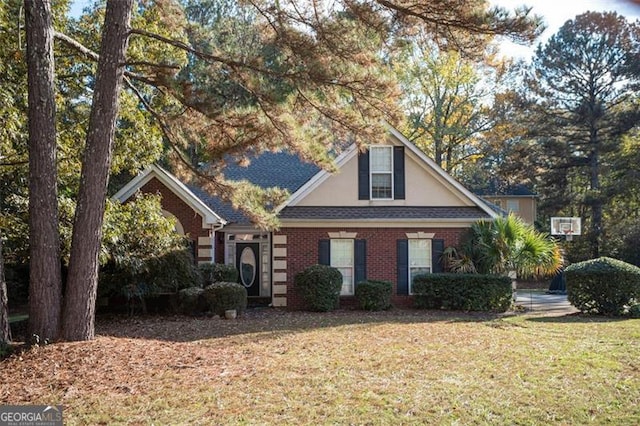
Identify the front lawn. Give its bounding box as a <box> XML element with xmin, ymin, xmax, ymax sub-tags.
<box><xmin>1</xmin><ymin>310</ymin><xmax>638</xmax><ymax>424</ymax></box>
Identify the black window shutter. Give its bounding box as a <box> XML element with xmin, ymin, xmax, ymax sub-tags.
<box><xmin>397</xmin><ymin>239</ymin><xmax>409</xmax><ymax>295</ymax></box>
<box><xmin>354</xmin><ymin>239</ymin><xmax>367</xmax><ymax>286</ymax></box>
<box><xmin>358</xmin><ymin>151</ymin><xmax>370</xmax><ymax>200</ymax></box>
<box><xmin>319</xmin><ymin>239</ymin><xmax>330</xmax><ymax>265</ymax></box>
<box><xmin>393</xmin><ymin>146</ymin><xmax>405</xmax><ymax>200</ymax></box>
<box><xmin>432</xmin><ymin>239</ymin><xmax>445</xmax><ymax>273</ymax></box>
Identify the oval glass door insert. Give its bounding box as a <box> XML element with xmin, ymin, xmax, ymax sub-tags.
<box><xmin>239</xmin><ymin>247</ymin><xmax>256</xmax><ymax>287</ymax></box>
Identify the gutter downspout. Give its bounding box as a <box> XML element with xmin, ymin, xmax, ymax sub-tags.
<box><xmin>210</xmin><ymin>223</ymin><xmax>225</xmax><ymax>264</ymax></box>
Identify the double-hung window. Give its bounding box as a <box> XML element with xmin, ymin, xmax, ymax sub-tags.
<box><xmin>330</xmin><ymin>239</ymin><xmax>355</xmax><ymax>296</ymax></box>
<box><xmin>408</xmin><ymin>239</ymin><xmax>432</xmax><ymax>294</ymax></box>
<box><xmin>370</xmin><ymin>146</ymin><xmax>393</xmax><ymax>199</ymax></box>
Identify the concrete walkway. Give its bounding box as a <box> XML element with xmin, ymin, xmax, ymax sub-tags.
<box><xmin>515</xmin><ymin>291</ymin><xmax>578</xmax><ymax>316</ymax></box>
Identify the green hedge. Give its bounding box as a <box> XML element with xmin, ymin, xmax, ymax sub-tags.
<box><xmin>177</xmin><ymin>287</ymin><xmax>207</xmax><ymax>315</ymax></box>
<box><xmin>413</xmin><ymin>273</ymin><xmax>512</xmax><ymax>312</ymax></box>
<box><xmin>566</xmin><ymin>257</ymin><xmax>640</xmax><ymax>316</ymax></box>
<box><xmin>203</xmin><ymin>282</ymin><xmax>247</xmax><ymax>317</ymax></box>
<box><xmin>199</xmin><ymin>263</ymin><xmax>239</xmax><ymax>285</ymax></box>
<box><xmin>294</xmin><ymin>264</ymin><xmax>343</xmax><ymax>312</ymax></box>
<box><xmin>355</xmin><ymin>280</ymin><xmax>392</xmax><ymax>311</ymax></box>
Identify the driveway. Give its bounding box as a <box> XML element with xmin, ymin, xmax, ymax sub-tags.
<box><xmin>515</xmin><ymin>291</ymin><xmax>578</xmax><ymax>316</ymax></box>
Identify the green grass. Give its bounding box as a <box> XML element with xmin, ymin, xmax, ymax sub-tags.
<box><xmin>1</xmin><ymin>310</ymin><xmax>639</xmax><ymax>425</ymax></box>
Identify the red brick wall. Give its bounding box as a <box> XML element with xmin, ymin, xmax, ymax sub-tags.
<box><xmin>280</xmin><ymin>227</ymin><xmax>466</xmax><ymax>310</ymax></box>
<box><xmin>139</xmin><ymin>177</ymin><xmax>212</xmax><ymax>263</ymax></box>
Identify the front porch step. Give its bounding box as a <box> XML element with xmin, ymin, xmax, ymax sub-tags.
<box><xmin>247</xmin><ymin>297</ymin><xmax>271</xmax><ymax>308</ymax></box>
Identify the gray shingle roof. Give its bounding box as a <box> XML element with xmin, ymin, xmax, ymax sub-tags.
<box><xmin>278</xmin><ymin>206</ymin><xmax>491</xmax><ymax>220</ymax></box>
<box><xmin>188</xmin><ymin>151</ymin><xmax>320</xmax><ymax>224</ymax></box>
<box><xmin>474</xmin><ymin>182</ymin><xmax>536</xmax><ymax>197</ymax></box>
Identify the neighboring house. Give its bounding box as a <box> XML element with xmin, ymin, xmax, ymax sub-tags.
<box><xmin>114</xmin><ymin>126</ymin><xmax>498</xmax><ymax>309</ymax></box>
<box><xmin>475</xmin><ymin>183</ymin><xmax>537</xmax><ymax>225</ymax></box>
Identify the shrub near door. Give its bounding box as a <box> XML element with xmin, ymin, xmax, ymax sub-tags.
<box><xmin>413</xmin><ymin>274</ymin><xmax>512</xmax><ymax>312</ymax></box>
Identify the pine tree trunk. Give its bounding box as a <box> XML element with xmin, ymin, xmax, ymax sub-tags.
<box><xmin>62</xmin><ymin>0</ymin><xmax>133</xmax><ymax>341</ymax></box>
<box><xmin>0</xmin><ymin>232</ymin><xmax>10</xmax><ymax>344</ymax></box>
<box><xmin>25</xmin><ymin>0</ymin><xmax>62</xmax><ymax>342</ymax></box>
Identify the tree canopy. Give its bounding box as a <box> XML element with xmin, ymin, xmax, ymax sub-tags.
<box><xmin>514</xmin><ymin>11</ymin><xmax>640</xmax><ymax>258</ymax></box>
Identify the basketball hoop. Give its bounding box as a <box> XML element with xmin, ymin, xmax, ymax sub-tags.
<box><xmin>563</xmin><ymin>229</ymin><xmax>573</xmax><ymax>242</ymax></box>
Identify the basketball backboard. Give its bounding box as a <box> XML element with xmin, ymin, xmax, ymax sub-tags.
<box><xmin>550</xmin><ymin>217</ymin><xmax>581</xmax><ymax>236</ymax></box>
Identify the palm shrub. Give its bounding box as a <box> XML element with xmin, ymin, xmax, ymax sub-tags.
<box><xmin>445</xmin><ymin>214</ymin><xmax>563</xmax><ymax>279</ymax></box>
<box><xmin>565</xmin><ymin>257</ymin><xmax>640</xmax><ymax>316</ymax></box>
<box><xmin>294</xmin><ymin>264</ymin><xmax>343</xmax><ymax>311</ymax></box>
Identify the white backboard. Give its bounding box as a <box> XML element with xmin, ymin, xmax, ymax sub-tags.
<box><xmin>550</xmin><ymin>217</ymin><xmax>581</xmax><ymax>236</ymax></box>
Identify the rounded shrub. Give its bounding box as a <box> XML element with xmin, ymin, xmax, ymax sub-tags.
<box><xmin>177</xmin><ymin>287</ymin><xmax>206</xmax><ymax>315</ymax></box>
<box><xmin>199</xmin><ymin>263</ymin><xmax>239</xmax><ymax>285</ymax></box>
<box><xmin>355</xmin><ymin>280</ymin><xmax>392</xmax><ymax>311</ymax></box>
<box><xmin>565</xmin><ymin>257</ymin><xmax>640</xmax><ymax>316</ymax></box>
<box><xmin>294</xmin><ymin>264</ymin><xmax>343</xmax><ymax>312</ymax></box>
<box><xmin>203</xmin><ymin>282</ymin><xmax>247</xmax><ymax>317</ymax></box>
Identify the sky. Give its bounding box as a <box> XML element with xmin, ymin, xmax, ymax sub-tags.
<box><xmin>69</xmin><ymin>0</ymin><xmax>640</xmax><ymax>59</ymax></box>
<box><xmin>490</xmin><ymin>0</ymin><xmax>640</xmax><ymax>58</ymax></box>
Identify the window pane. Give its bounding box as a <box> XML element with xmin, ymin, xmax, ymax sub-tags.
<box><xmin>409</xmin><ymin>239</ymin><xmax>432</xmax><ymax>294</ymax></box>
<box><xmin>338</xmin><ymin>267</ymin><xmax>354</xmax><ymax>295</ymax></box>
<box><xmin>331</xmin><ymin>240</ymin><xmax>354</xmax><ymax>295</ymax></box>
<box><xmin>409</xmin><ymin>239</ymin><xmax>431</xmax><ymax>266</ymax></box>
<box><xmin>371</xmin><ymin>174</ymin><xmax>392</xmax><ymax>199</ymax></box>
<box><xmin>507</xmin><ymin>199</ymin><xmax>520</xmax><ymax>212</ymax></box>
<box><xmin>331</xmin><ymin>239</ymin><xmax>353</xmax><ymax>267</ymax></box>
<box><xmin>370</xmin><ymin>147</ymin><xmax>392</xmax><ymax>172</ymax></box>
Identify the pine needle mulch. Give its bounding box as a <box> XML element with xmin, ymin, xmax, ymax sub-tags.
<box><xmin>1</xmin><ymin>309</ymin><xmax>639</xmax><ymax>425</ymax></box>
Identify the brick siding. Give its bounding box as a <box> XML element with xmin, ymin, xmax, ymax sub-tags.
<box><xmin>139</xmin><ymin>177</ymin><xmax>213</xmax><ymax>263</ymax></box>
<box><xmin>280</xmin><ymin>227</ymin><xmax>466</xmax><ymax>310</ymax></box>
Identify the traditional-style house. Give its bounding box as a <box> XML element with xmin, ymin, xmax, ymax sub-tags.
<box><xmin>475</xmin><ymin>183</ymin><xmax>537</xmax><ymax>225</ymax></box>
<box><xmin>114</xmin><ymin>127</ymin><xmax>498</xmax><ymax>309</ymax></box>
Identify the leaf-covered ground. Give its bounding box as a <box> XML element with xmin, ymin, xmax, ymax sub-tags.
<box><xmin>1</xmin><ymin>309</ymin><xmax>639</xmax><ymax>425</ymax></box>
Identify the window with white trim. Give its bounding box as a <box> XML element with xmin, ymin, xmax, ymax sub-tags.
<box><xmin>370</xmin><ymin>146</ymin><xmax>393</xmax><ymax>199</ymax></box>
<box><xmin>330</xmin><ymin>239</ymin><xmax>354</xmax><ymax>295</ymax></box>
<box><xmin>409</xmin><ymin>239</ymin><xmax>432</xmax><ymax>294</ymax></box>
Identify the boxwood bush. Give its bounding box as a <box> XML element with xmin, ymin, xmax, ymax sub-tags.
<box><xmin>294</xmin><ymin>264</ymin><xmax>343</xmax><ymax>312</ymax></box>
<box><xmin>177</xmin><ymin>287</ymin><xmax>207</xmax><ymax>315</ymax></box>
<box><xmin>355</xmin><ymin>280</ymin><xmax>393</xmax><ymax>311</ymax></box>
<box><xmin>565</xmin><ymin>257</ymin><xmax>640</xmax><ymax>316</ymax></box>
<box><xmin>199</xmin><ymin>263</ymin><xmax>239</xmax><ymax>285</ymax></box>
<box><xmin>203</xmin><ymin>282</ymin><xmax>247</xmax><ymax>317</ymax></box>
<box><xmin>413</xmin><ymin>273</ymin><xmax>512</xmax><ymax>312</ymax></box>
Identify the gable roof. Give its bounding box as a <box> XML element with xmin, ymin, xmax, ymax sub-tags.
<box><xmin>280</xmin><ymin>124</ymin><xmax>498</xmax><ymax>219</ymax></box>
<box><xmin>188</xmin><ymin>151</ymin><xmax>321</xmax><ymax>224</ymax></box>
<box><xmin>114</xmin><ymin>125</ymin><xmax>498</xmax><ymax>226</ymax></box>
<box><xmin>112</xmin><ymin>164</ymin><xmax>227</xmax><ymax>227</ymax></box>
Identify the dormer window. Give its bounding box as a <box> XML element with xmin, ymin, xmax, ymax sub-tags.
<box><xmin>370</xmin><ymin>146</ymin><xmax>393</xmax><ymax>199</ymax></box>
<box><xmin>358</xmin><ymin>145</ymin><xmax>405</xmax><ymax>201</ymax></box>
